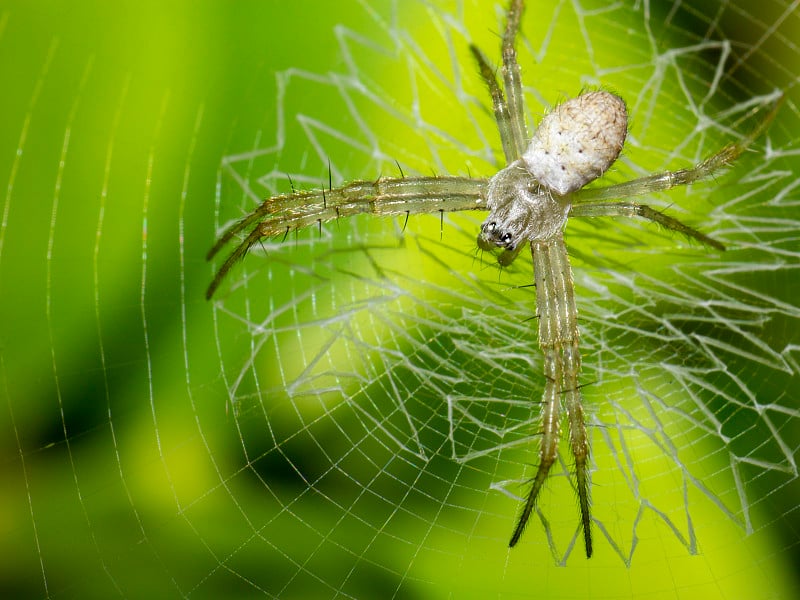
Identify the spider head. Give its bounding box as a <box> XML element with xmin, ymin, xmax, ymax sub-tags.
<box><xmin>477</xmin><ymin>160</ymin><xmax>571</xmax><ymax>264</ymax></box>
<box><xmin>477</xmin><ymin>220</ymin><xmax>517</xmax><ymax>252</ymax></box>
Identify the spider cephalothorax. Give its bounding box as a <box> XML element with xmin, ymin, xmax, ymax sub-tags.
<box><xmin>477</xmin><ymin>160</ymin><xmax>570</xmax><ymax>257</ymax></box>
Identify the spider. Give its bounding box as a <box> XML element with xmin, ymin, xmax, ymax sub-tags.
<box><xmin>207</xmin><ymin>0</ymin><xmax>780</xmax><ymax>558</ymax></box>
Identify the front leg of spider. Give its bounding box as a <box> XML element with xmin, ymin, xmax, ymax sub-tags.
<box><xmin>479</xmin><ymin>91</ymin><xmax>627</xmax><ymax>558</ymax></box>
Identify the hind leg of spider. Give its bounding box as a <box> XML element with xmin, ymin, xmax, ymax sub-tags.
<box><xmin>500</xmin><ymin>0</ymin><xmax>527</xmax><ymax>157</ymax></box>
<box><xmin>468</xmin><ymin>0</ymin><xmax>529</xmax><ymax>164</ymax></box>
<box><xmin>470</xmin><ymin>45</ymin><xmax>518</xmax><ymax>164</ymax></box>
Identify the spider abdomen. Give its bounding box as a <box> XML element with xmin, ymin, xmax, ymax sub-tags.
<box><xmin>523</xmin><ymin>90</ymin><xmax>627</xmax><ymax>195</ymax></box>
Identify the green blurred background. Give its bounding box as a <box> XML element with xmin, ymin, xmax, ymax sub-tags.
<box><xmin>1</xmin><ymin>0</ymin><xmax>799</xmax><ymax>598</ymax></box>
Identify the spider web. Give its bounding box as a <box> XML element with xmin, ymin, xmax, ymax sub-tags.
<box><xmin>2</xmin><ymin>0</ymin><xmax>799</xmax><ymax>598</ymax></box>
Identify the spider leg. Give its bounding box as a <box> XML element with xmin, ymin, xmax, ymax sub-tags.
<box><xmin>570</xmin><ymin>201</ymin><xmax>725</xmax><ymax>250</ymax></box>
<box><xmin>509</xmin><ymin>355</ymin><xmax>560</xmax><ymax>548</ymax></box>
<box><xmin>469</xmin><ymin>0</ymin><xmax>528</xmax><ymax>163</ymax></box>
<box><xmin>501</xmin><ymin>0</ymin><xmax>528</xmax><ymax>158</ymax></box>
<box><xmin>206</xmin><ymin>223</ymin><xmax>267</xmax><ymax>300</ymax></box>
<box><xmin>571</xmin><ymin>146</ymin><xmax>746</xmax><ymax>203</ymax></box>
<box><xmin>206</xmin><ymin>200</ymin><xmax>276</xmax><ymax>262</ymax></box>
<box><xmin>207</xmin><ymin>176</ymin><xmax>488</xmax><ymax>298</ymax></box>
<box><xmin>470</xmin><ymin>45</ymin><xmax>517</xmax><ymax>164</ymax></box>
<box><xmin>510</xmin><ymin>236</ymin><xmax>592</xmax><ymax>558</ymax></box>
<box><xmin>563</xmin><ymin>353</ymin><xmax>591</xmax><ymax>558</ymax></box>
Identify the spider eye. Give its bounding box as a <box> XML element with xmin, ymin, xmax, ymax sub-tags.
<box><xmin>476</xmin><ymin>222</ymin><xmax>497</xmax><ymax>251</ymax></box>
<box><xmin>500</xmin><ymin>232</ymin><xmax>516</xmax><ymax>250</ymax></box>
